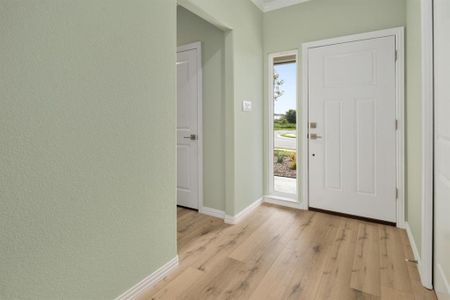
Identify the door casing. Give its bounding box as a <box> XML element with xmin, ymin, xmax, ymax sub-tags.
<box><xmin>420</xmin><ymin>0</ymin><xmax>434</xmax><ymax>290</ymax></box>
<box><xmin>301</xmin><ymin>27</ymin><xmax>405</xmax><ymax>227</ymax></box>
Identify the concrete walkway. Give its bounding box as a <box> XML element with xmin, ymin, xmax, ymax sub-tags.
<box><xmin>274</xmin><ymin>176</ymin><xmax>296</xmax><ymax>194</ymax></box>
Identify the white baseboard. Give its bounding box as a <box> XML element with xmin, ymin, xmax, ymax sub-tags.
<box><xmin>436</xmin><ymin>264</ymin><xmax>450</xmax><ymax>300</ymax></box>
<box><xmin>264</xmin><ymin>195</ymin><xmax>307</xmax><ymax>210</ymax></box>
<box><xmin>397</xmin><ymin>218</ymin><xmax>407</xmax><ymax>229</ymax></box>
<box><xmin>115</xmin><ymin>256</ymin><xmax>178</xmax><ymax>300</ymax></box>
<box><xmin>405</xmin><ymin>223</ymin><xmax>426</xmax><ymax>285</ymax></box>
<box><xmin>199</xmin><ymin>206</ymin><xmax>225</xmax><ymax>219</ymax></box>
<box><xmin>225</xmin><ymin>197</ymin><xmax>263</xmax><ymax>224</ymax></box>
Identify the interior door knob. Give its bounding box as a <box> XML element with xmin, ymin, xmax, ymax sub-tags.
<box><xmin>184</xmin><ymin>134</ymin><xmax>197</xmax><ymax>141</ymax></box>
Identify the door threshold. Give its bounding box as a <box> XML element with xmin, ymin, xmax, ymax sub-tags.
<box><xmin>309</xmin><ymin>207</ymin><xmax>396</xmax><ymax>227</ymax></box>
<box><xmin>266</xmin><ymin>194</ymin><xmax>298</xmax><ymax>203</ymax></box>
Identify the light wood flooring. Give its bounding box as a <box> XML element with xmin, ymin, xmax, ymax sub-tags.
<box><xmin>139</xmin><ymin>204</ymin><xmax>437</xmax><ymax>300</ymax></box>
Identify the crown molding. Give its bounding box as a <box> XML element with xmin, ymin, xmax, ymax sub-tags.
<box><xmin>249</xmin><ymin>0</ymin><xmax>265</xmax><ymax>11</ymax></box>
<box><xmin>250</xmin><ymin>0</ymin><xmax>311</xmax><ymax>12</ymax></box>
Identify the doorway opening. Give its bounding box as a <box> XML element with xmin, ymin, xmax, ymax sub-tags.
<box><xmin>177</xmin><ymin>5</ymin><xmax>229</xmax><ymax>215</ymax></box>
<box><xmin>176</xmin><ymin>42</ymin><xmax>203</xmax><ymax>210</ymax></box>
<box><xmin>268</xmin><ymin>51</ymin><xmax>298</xmax><ymax>199</ymax></box>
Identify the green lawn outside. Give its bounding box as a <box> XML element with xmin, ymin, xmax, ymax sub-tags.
<box><xmin>274</xmin><ymin>123</ymin><xmax>296</xmax><ymax>130</ymax></box>
<box><xmin>281</xmin><ymin>133</ymin><xmax>296</xmax><ymax>138</ymax></box>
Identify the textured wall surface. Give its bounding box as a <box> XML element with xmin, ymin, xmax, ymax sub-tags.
<box><xmin>0</xmin><ymin>1</ymin><xmax>177</xmax><ymax>299</ymax></box>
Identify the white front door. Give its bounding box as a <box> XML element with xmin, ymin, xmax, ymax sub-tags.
<box><xmin>308</xmin><ymin>36</ymin><xmax>397</xmax><ymax>222</ymax></box>
<box><xmin>177</xmin><ymin>46</ymin><xmax>200</xmax><ymax>209</ymax></box>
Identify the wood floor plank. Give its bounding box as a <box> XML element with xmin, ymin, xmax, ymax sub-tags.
<box><xmin>380</xmin><ymin>286</ymin><xmax>415</xmax><ymax>300</ymax></box>
<box><xmin>177</xmin><ymin>205</ymin><xmax>276</xmax><ymax>282</ymax></box>
<box><xmin>350</xmin><ymin>222</ymin><xmax>381</xmax><ymax>297</ymax></box>
<box><xmin>379</xmin><ymin>225</ymin><xmax>412</xmax><ymax>293</ymax></box>
<box><xmin>182</xmin><ymin>257</ymin><xmax>245</xmax><ymax>300</ymax></box>
<box><xmin>354</xmin><ymin>290</ymin><xmax>381</xmax><ymax>299</ymax></box>
<box><xmin>141</xmin><ymin>204</ymin><xmax>437</xmax><ymax>300</ymax></box>
<box><xmin>177</xmin><ymin>206</ymin><xmax>192</xmax><ymax>218</ymax></box>
<box><xmin>219</xmin><ymin>211</ymin><xmax>304</xmax><ymax>299</ymax></box>
<box><xmin>177</xmin><ymin>216</ymin><xmax>224</xmax><ymax>253</ymax></box>
<box><xmin>248</xmin><ymin>211</ymin><xmax>340</xmax><ymax>300</ymax></box>
<box><xmin>228</xmin><ymin>205</ymin><xmax>298</xmax><ymax>261</ymax></box>
<box><xmin>281</xmin><ymin>212</ymin><xmax>342</xmax><ymax>299</ymax></box>
<box><xmin>137</xmin><ymin>267</ymin><xmax>204</xmax><ymax>300</ymax></box>
<box><xmin>313</xmin><ymin>218</ymin><xmax>362</xmax><ymax>300</ymax></box>
<box><xmin>247</xmin><ymin>211</ymin><xmax>319</xmax><ymax>300</ymax></box>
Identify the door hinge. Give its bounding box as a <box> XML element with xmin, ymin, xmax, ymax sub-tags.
<box><xmin>396</xmin><ymin>188</ymin><xmax>399</xmax><ymax>199</ymax></box>
<box><xmin>395</xmin><ymin>50</ymin><xmax>398</xmax><ymax>61</ymax></box>
<box><xmin>395</xmin><ymin>119</ymin><xmax>399</xmax><ymax>130</ymax></box>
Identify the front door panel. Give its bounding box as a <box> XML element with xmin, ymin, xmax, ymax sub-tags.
<box><xmin>308</xmin><ymin>36</ymin><xmax>397</xmax><ymax>222</ymax></box>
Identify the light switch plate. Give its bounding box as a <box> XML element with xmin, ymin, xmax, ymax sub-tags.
<box><xmin>242</xmin><ymin>100</ymin><xmax>252</xmax><ymax>112</ymax></box>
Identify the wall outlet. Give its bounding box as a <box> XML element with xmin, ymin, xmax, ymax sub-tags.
<box><xmin>242</xmin><ymin>100</ymin><xmax>252</xmax><ymax>112</ymax></box>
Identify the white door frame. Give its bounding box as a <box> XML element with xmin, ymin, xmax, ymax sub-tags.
<box><xmin>301</xmin><ymin>27</ymin><xmax>405</xmax><ymax>227</ymax></box>
<box><xmin>177</xmin><ymin>41</ymin><xmax>203</xmax><ymax>210</ymax></box>
<box><xmin>267</xmin><ymin>50</ymin><xmax>299</xmax><ymax>201</ymax></box>
<box><xmin>421</xmin><ymin>0</ymin><xmax>434</xmax><ymax>290</ymax></box>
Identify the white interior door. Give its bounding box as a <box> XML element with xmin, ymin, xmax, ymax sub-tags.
<box><xmin>177</xmin><ymin>46</ymin><xmax>200</xmax><ymax>209</ymax></box>
<box><xmin>308</xmin><ymin>36</ymin><xmax>397</xmax><ymax>222</ymax></box>
<box><xmin>434</xmin><ymin>1</ymin><xmax>450</xmax><ymax>298</ymax></box>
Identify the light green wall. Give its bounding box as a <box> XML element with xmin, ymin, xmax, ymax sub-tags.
<box><xmin>179</xmin><ymin>0</ymin><xmax>264</xmax><ymax>214</ymax></box>
<box><xmin>405</xmin><ymin>0</ymin><xmax>423</xmax><ymax>256</ymax></box>
<box><xmin>177</xmin><ymin>6</ymin><xmax>226</xmax><ymax>211</ymax></box>
<box><xmin>264</xmin><ymin>0</ymin><xmax>407</xmax><ymax>54</ymax></box>
<box><xmin>263</xmin><ymin>0</ymin><xmax>407</xmax><ymax>203</ymax></box>
<box><xmin>0</xmin><ymin>1</ymin><xmax>177</xmax><ymax>299</ymax></box>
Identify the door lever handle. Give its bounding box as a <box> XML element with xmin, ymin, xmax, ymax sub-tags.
<box><xmin>309</xmin><ymin>133</ymin><xmax>322</xmax><ymax>140</ymax></box>
<box><xmin>184</xmin><ymin>134</ymin><xmax>197</xmax><ymax>141</ymax></box>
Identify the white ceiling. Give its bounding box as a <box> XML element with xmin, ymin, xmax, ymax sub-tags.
<box><xmin>250</xmin><ymin>0</ymin><xmax>311</xmax><ymax>12</ymax></box>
